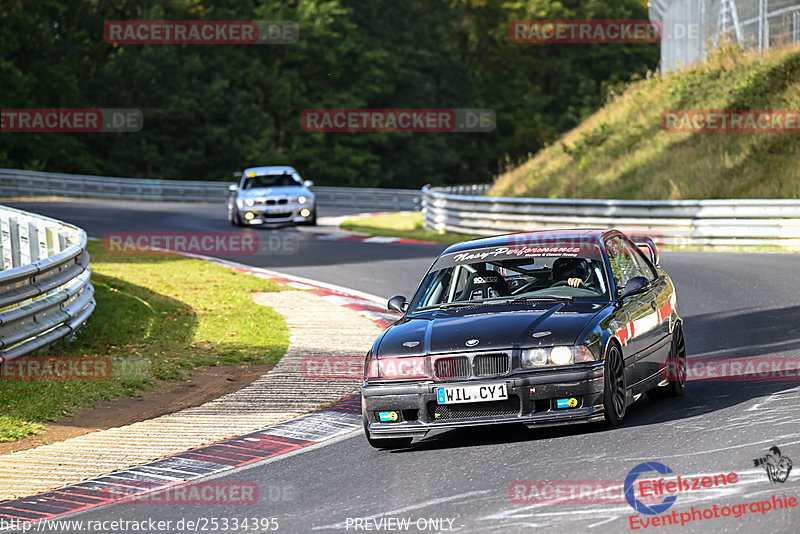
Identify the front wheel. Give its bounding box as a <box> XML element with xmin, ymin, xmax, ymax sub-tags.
<box><xmin>603</xmin><ymin>344</ymin><xmax>627</xmax><ymax>426</ymax></box>
<box><xmin>363</xmin><ymin>415</ymin><xmax>412</xmax><ymax>450</ymax></box>
<box><xmin>228</xmin><ymin>204</ymin><xmax>243</xmax><ymax>227</ymax></box>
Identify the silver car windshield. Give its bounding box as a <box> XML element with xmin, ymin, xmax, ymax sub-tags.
<box><xmin>241</xmin><ymin>174</ymin><xmax>301</xmax><ymax>189</ymax></box>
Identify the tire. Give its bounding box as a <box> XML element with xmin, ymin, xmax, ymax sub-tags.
<box><xmin>229</xmin><ymin>204</ymin><xmax>243</xmax><ymax>227</ymax></box>
<box><xmin>363</xmin><ymin>415</ymin><xmax>412</xmax><ymax>450</ymax></box>
<box><xmin>603</xmin><ymin>343</ymin><xmax>627</xmax><ymax>426</ymax></box>
<box><xmin>648</xmin><ymin>323</ymin><xmax>686</xmax><ymax>398</ymax></box>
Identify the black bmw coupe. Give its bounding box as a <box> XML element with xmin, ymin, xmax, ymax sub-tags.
<box><xmin>362</xmin><ymin>229</ymin><xmax>686</xmax><ymax>449</ymax></box>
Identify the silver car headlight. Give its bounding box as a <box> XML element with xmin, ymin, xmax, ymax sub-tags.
<box><xmin>521</xmin><ymin>345</ymin><xmax>597</xmax><ymax>368</ymax></box>
<box><xmin>244</xmin><ymin>198</ymin><xmax>255</xmax><ymax>207</ymax></box>
<box><xmin>298</xmin><ymin>195</ymin><xmax>308</xmax><ymax>204</ymax></box>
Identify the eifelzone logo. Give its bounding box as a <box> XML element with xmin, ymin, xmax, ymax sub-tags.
<box><xmin>625</xmin><ymin>462</ymin><xmax>678</xmax><ymax>515</ymax></box>
<box><xmin>753</xmin><ymin>446</ymin><xmax>793</xmax><ymax>483</ymax></box>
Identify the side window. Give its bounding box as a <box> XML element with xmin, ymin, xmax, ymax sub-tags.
<box><xmin>452</xmin><ymin>265</ymin><xmax>470</xmax><ymax>300</ymax></box>
<box><xmin>419</xmin><ymin>270</ymin><xmax>451</xmax><ymax>307</ymax></box>
<box><xmin>606</xmin><ymin>237</ymin><xmax>642</xmax><ymax>290</ymax></box>
<box><xmin>628</xmin><ymin>242</ymin><xmax>657</xmax><ymax>281</ymax></box>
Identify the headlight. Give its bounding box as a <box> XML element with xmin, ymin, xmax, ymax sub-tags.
<box><xmin>521</xmin><ymin>345</ymin><xmax>598</xmax><ymax>368</ymax></box>
<box><xmin>298</xmin><ymin>195</ymin><xmax>308</xmax><ymax>204</ymax></box>
<box><xmin>521</xmin><ymin>348</ymin><xmax>549</xmax><ymax>367</ymax></box>
<box><xmin>244</xmin><ymin>198</ymin><xmax>255</xmax><ymax>207</ymax></box>
<box><xmin>366</xmin><ymin>356</ymin><xmax>431</xmax><ymax>380</ymax></box>
<box><xmin>550</xmin><ymin>346</ymin><xmax>572</xmax><ymax>365</ymax></box>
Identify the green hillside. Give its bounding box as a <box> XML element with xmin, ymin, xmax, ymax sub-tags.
<box><xmin>491</xmin><ymin>43</ymin><xmax>800</xmax><ymax>200</ymax></box>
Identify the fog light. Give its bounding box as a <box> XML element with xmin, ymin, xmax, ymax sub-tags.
<box><xmin>377</xmin><ymin>411</ymin><xmax>399</xmax><ymax>422</ymax></box>
<box><xmin>300</xmin><ymin>208</ymin><xmax>311</xmax><ymax>217</ymax></box>
<box><xmin>244</xmin><ymin>212</ymin><xmax>255</xmax><ymax>220</ymax></box>
<box><xmin>555</xmin><ymin>397</ymin><xmax>579</xmax><ymax>409</ymax></box>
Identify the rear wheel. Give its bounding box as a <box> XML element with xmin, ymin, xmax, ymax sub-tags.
<box><xmin>648</xmin><ymin>323</ymin><xmax>686</xmax><ymax>398</ymax></box>
<box><xmin>603</xmin><ymin>344</ymin><xmax>627</xmax><ymax>426</ymax></box>
<box><xmin>363</xmin><ymin>415</ymin><xmax>412</xmax><ymax>450</ymax></box>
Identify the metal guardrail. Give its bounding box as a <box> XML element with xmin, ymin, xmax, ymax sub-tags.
<box><xmin>422</xmin><ymin>185</ymin><xmax>800</xmax><ymax>249</ymax></box>
<box><xmin>0</xmin><ymin>168</ymin><xmax>422</xmax><ymax>210</ymax></box>
<box><xmin>0</xmin><ymin>205</ymin><xmax>95</xmax><ymax>362</ymax></box>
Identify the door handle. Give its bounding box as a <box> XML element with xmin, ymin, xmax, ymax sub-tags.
<box><xmin>650</xmin><ymin>301</ymin><xmax>657</xmax><ymax>310</ymax></box>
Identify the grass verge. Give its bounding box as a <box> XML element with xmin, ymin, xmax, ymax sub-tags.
<box><xmin>0</xmin><ymin>241</ymin><xmax>288</xmax><ymax>441</ymax></box>
<box><xmin>492</xmin><ymin>43</ymin><xmax>800</xmax><ymax>200</ymax></box>
<box><xmin>340</xmin><ymin>212</ymin><xmax>483</xmax><ymax>244</ymax></box>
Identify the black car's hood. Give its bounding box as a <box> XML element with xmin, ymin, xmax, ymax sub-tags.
<box><xmin>376</xmin><ymin>301</ymin><xmax>605</xmax><ymax>357</ymax></box>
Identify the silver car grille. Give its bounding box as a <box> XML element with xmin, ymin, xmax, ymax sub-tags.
<box><xmin>251</xmin><ymin>198</ymin><xmax>290</xmax><ymax>206</ymax></box>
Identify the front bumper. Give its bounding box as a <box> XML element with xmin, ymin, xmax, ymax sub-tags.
<box><xmin>362</xmin><ymin>362</ymin><xmax>606</xmax><ymax>439</ymax></box>
<box><xmin>237</xmin><ymin>203</ymin><xmax>314</xmax><ymax>225</ymax></box>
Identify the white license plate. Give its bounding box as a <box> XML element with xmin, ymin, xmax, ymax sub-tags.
<box><xmin>436</xmin><ymin>382</ymin><xmax>508</xmax><ymax>405</ymax></box>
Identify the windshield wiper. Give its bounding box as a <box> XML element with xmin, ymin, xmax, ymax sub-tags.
<box><xmin>495</xmin><ymin>295</ymin><xmax>574</xmax><ymax>304</ymax></box>
<box><xmin>436</xmin><ymin>301</ymin><xmax>474</xmax><ymax>309</ymax></box>
<box><xmin>435</xmin><ymin>295</ymin><xmax>573</xmax><ymax>309</ymax></box>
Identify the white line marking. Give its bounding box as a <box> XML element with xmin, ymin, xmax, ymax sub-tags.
<box><xmin>287</xmin><ymin>281</ymin><xmax>316</xmax><ymax>290</ymax></box>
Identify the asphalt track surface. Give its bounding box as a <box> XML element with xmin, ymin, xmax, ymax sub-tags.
<box><xmin>5</xmin><ymin>199</ymin><xmax>800</xmax><ymax>533</ymax></box>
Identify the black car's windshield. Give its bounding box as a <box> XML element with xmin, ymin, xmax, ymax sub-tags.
<box><xmin>241</xmin><ymin>173</ymin><xmax>301</xmax><ymax>189</ymax></box>
<box><xmin>408</xmin><ymin>243</ymin><xmax>610</xmax><ymax>312</ymax></box>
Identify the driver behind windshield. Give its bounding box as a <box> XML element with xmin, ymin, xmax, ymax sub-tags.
<box><xmin>551</xmin><ymin>257</ymin><xmax>591</xmax><ymax>288</ymax></box>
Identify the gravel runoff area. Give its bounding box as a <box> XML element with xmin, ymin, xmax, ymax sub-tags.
<box><xmin>0</xmin><ymin>290</ymin><xmax>382</xmax><ymax>501</ymax></box>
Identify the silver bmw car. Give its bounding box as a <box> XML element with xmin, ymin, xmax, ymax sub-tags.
<box><xmin>227</xmin><ymin>166</ymin><xmax>316</xmax><ymax>226</ymax></box>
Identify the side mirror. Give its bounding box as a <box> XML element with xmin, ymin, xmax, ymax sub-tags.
<box><xmin>303</xmin><ymin>180</ymin><xmax>314</xmax><ymax>188</ymax></box>
<box><xmin>618</xmin><ymin>276</ymin><xmax>649</xmax><ymax>299</ymax></box>
<box><xmin>228</xmin><ymin>184</ymin><xmax>238</xmax><ymax>192</ymax></box>
<box><xmin>387</xmin><ymin>295</ymin><xmax>409</xmax><ymax>313</ymax></box>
